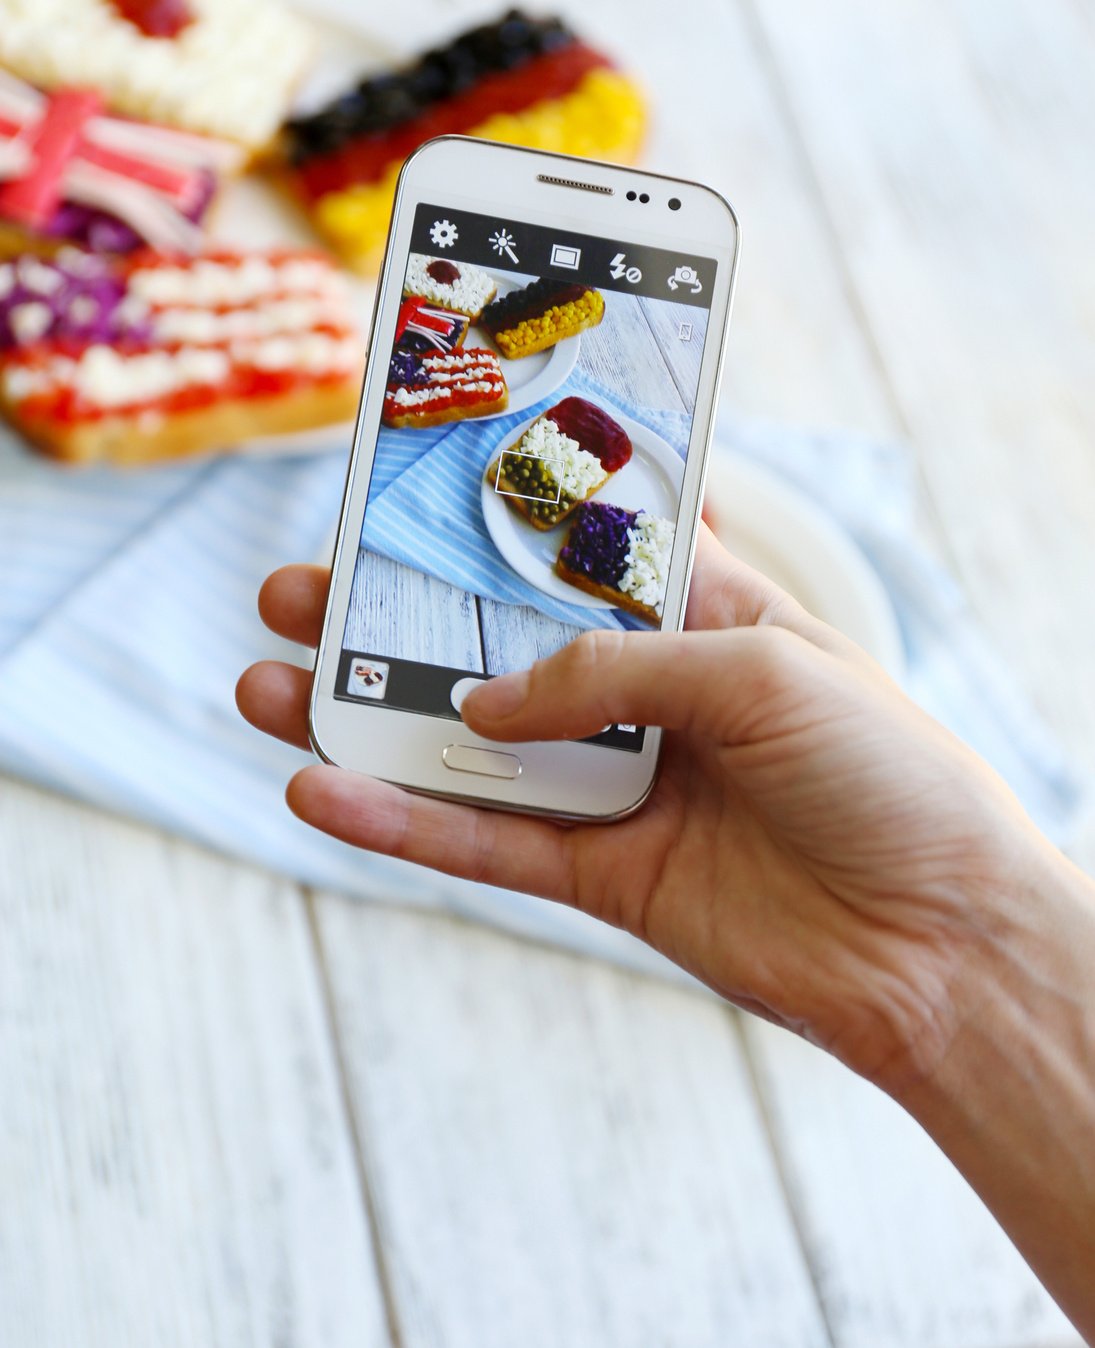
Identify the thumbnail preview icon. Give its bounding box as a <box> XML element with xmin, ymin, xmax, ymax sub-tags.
<box><xmin>347</xmin><ymin>658</ymin><xmax>390</xmax><ymax>699</ymax></box>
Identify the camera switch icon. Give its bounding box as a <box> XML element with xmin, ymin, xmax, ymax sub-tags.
<box><xmin>667</xmin><ymin>264</ymin><xmax>703</xmax><ymax>294</ymax></box>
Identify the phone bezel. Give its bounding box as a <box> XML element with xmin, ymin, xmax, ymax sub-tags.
<box><xmin>309</xmin><ymin>136</ymin><xmax>740</xmax><ymax>820</ymax></box>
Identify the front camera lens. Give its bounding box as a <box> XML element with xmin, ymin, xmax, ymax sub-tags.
<box><xmin>669</xmin><ymin>197</ymin><xmax>681</xmax><ymax>211</ymax></box>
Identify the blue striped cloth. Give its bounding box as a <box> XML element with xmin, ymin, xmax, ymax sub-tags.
<box><xmin>0</xmin><ymin>429</ymin><xmax>673</xmax><ymax>973</ymax></box>
<box><xmin>0</xmin><ymin>412</ymin><xmax>1086</xmax><ymax>975</ymax></box>
<box><xmin>363</xmin><ymin>367</ymin><xmax>690</xmax><ymax>631</ymax></box>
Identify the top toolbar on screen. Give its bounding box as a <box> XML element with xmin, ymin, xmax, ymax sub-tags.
<box><xmin>409</xmin><ymin>204</ymin><xmax>716</xmax><ymax>309</ymax></box>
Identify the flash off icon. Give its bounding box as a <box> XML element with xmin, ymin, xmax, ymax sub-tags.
<box><xmin>609</xmin><ymin>251</ymin><xmax>642</xmax><ymax>283</ymax></box>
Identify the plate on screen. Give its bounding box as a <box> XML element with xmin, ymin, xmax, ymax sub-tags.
<box><xmin>481</xmin><ymin>403</ymin><xmax>683</xmax><ymax>611</ymax></box>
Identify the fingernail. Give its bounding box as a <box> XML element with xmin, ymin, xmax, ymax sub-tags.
<box><xmin>463</xmin><ymin>670</ymin><xmax>530</xmax><ymax>720</ymax></box>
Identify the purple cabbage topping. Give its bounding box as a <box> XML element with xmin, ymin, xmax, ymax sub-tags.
<box><xmin>388</xmin><ymin>348</ymin><xmax>424</xmax><ymax>385</ymax></box>
<box><xmin>559</xmin><ymin>501</ymin><xmax>637</xmax><ymax>587</ymax></box>
<box><xmin>0</xmin><ymin>253</ymin><xmax>151</xmax><ymax>350</ymax></box>
<box><xmin>43</xmin><ymin>169</ymin><xmax>217</xmax><ymax>254</ymax></box>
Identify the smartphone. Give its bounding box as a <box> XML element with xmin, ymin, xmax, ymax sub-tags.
<box><xmin>309</xmin><ymin>136</ymin><xmax>739</xmax><ymax>820</ymax></box>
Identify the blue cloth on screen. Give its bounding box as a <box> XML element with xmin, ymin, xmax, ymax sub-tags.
<box><xmin>362</xmin><ymin>366</ymin><xmax>690</xmax><ymax>632</ymax></box>
<box><xmin>0</xmin><ymin>411</ymin><xmax>1087</xmax><ymax>977</ymax></box>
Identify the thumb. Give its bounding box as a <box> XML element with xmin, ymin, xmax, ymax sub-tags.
<box><xmin>460</xmin><ymin>625</ymin><xmax>816</xmax><ymax>745</ymax></box>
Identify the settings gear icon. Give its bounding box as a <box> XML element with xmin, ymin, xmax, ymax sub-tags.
<box><xmin>429</xmin><ymin>218</ymin><xmax>458</xmax><ymax>249</ymax></box>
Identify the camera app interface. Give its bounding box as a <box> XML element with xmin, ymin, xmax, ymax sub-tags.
<box><xmin>338</xmin><ymin>202</ymin><xmax>716</xmax><ymax>751</ymax></box>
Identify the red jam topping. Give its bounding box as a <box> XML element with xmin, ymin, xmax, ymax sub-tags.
<box><xmin>383</xmin><ymin>348</ymin><xmax>504</xmax><ymax>419</ymax></box>
<box><xmin>108</xmin><ymin>0</ymin><xmax>195</xmax><ymax>39</ymax></box>
<box><xmin>548</xmin><ymin>396</ymin><xmax>632</xmax><ymax>471</ymax></box>
<box><xmin>426</xmin><ymin>259</ymin><xmax>461</xmax><ymax>286</ymax></box>
<box><xmin>5</xmin><ymin>247</ymin><xmax>357</xmax><ymax>425</ymax></box>
<box><xmin>9</xmin><ymin>323</ymin><xmax>355</xmax><ymax>425</ymax></box>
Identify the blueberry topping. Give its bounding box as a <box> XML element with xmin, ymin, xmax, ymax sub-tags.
<box><xmin>285</xmin><ymin>11</ymin><xmax>576</xmax><ymax>164</ymax></box>
<box><xmin>387</xmin><ymin>349</ymin><xmax>423</xmax><ymax>385</ymax></box>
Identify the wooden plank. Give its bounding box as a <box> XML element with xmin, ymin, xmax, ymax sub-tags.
<box><xmin>744</xmin><ymin>0</ymin><xmax>1095</xmax><ymax>868</ymax></box>
<box><xmin>638</xmin><ymin>296</ymin><xmax>708</xmax><ymax>411</ymax></box>
<box><xmin>566</xmin><ymin>0</ymin><xmax>900</xmax><ymax>438</ymax></box>
<box><xmin>708</xmin><ymin>0</ymin><xmax>1094</xmax><ymax>1338</ymax></box>
<box><xmin>0</xmin><ymin>780</ymin><xmax>392</xmax><ymax>1348</ymax></box>
<box><xmin>579</xmin><ymin>288</ymin><xmax>688</xmax><ymax>412</ymax></box>
<box><xmin>312</xmin><ymin>898</ymin><xmax>831</xmax><ymax>1348</ymax></box>
<box><xmin>345</xmin><ymin>547</ymin><xmax>485</xmax><ymax>670</ymax></box>
<box><xmin>740</xmin><ymin>1020</ymin><xmax>1080</xmax><ymax>1348</ymax></box>
<box><xmin>477</xmin><ymin>597</ymin><xmax>584</xmax><ymax>675</ymax></box>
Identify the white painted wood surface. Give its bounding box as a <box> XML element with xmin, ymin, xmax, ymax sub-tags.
<box><xmin>743</xmin><ymin>1021</ymin><xmax>1082</xmax><ymax>1348</ymax></box>
<box><xmin>2</xmin><ymin>0</ymin><xmax>1092</xmax><ymax>1345</ymax></box>
<box><xmin>346</xmin><ymin>547</ymin><xmax>485</xmax><ymax>670</ymax></box>
<box><xmin>0</xmin><ymin>783</ymin><xmax>392</xmax><ymax>1348</ymax></box>
<box><xmin>311</xmin><ymin>899</ymin><xmax>829</xmax><ymax>1348</ymax></box>
<box><xmin>747</xmin><ymin>0</ymin><xmax>1095</xmax><ymax>876</ymax></box>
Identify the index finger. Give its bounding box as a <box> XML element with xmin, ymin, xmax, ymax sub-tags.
<box><xmin>258</xmin><ymin>564</ymin><xmax>330</xmax><ymax>647</ymax></box>
<box><xmin>286</xmin><ymin>763</ymin><xmax>579</xmax><ymax>902</ymax></box>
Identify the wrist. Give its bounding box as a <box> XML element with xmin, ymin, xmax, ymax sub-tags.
<box><xmin>900</xmin><ymin>835</ymin><xmax>1095</xmax><ymax>1110</ymax></box>
<box><xmin>893</xmin><ymin>838</ymin><xmax>1095</xmax><ymax>1337</ymax></box>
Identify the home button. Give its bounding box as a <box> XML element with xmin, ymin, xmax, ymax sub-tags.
<box><xmin>442</xmin><ymin>744</ymin><xmax>522</xmax><ymax>780</ymax></box>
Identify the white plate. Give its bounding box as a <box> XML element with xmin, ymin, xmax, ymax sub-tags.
<box><xmin>704</xmin><ymin>449</ymin><xmax>905</xmax><ymax>678</ymax></box>
<box><xmin>481</xmin><ymin>404</ymin><xmax>684</xmax><ymax>610</ymax></box>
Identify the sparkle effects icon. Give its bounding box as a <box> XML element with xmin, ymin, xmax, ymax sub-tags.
<box><xmin>489</xmin><ymin>227</ymin><xmax>519</xmax><ymax>264</ymax></box>
<box><xmin>429</xmin><ymin>219</ymin><xmax>458</xmax><ymax>249</ymax></box>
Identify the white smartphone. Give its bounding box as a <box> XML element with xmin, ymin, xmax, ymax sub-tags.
<box><xmin>309</xmin><ymin>135</ymin><xmax>740</xmax><ymax>820</ymax></box>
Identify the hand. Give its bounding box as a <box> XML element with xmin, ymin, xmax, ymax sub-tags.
<box><xmin>236</xmin><ymin>528</ymin><xmax>1046</xmax><ymax>1094</ymax></box>
<box><xmin>239</xmin><ymin>531</ymin><xmax>1095</xmax><ymax>1341</ymax></box>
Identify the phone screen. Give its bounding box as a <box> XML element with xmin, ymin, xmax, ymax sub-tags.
<box><xmin>336</xmin><ymin>201</ymin><xmax>718</xmax><ymax>753</ymax></box>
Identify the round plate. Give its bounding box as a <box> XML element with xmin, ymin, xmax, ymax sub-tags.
<box><xmin>481</xmin><ymin>404</ymin><xmax>684</xmax><ymax>609</ymax></box>
<box><xmin>704</xmin><ymin>450</ymin><xmax>905</xmax><ymax>677</ymax></box>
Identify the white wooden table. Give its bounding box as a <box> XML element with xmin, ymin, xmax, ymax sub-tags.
<box><xmin>2</xmin><ymin>2</ymin><xmax>1092</xmax><ymax>1345</ymax></box>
